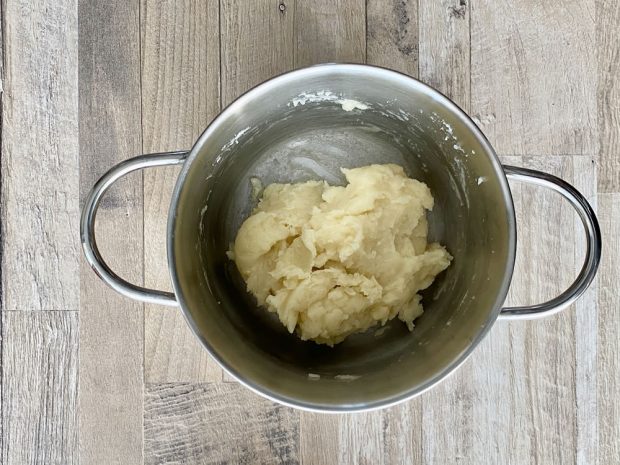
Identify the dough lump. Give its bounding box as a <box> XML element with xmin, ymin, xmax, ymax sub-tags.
<box><xmin>230</xmin><ymin>164</ymin><xmax>452</xmax><ymax>345</ymax></box>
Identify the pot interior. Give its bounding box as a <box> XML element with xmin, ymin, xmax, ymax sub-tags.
<box><xmin>172</xmin><ymin>65</ymin><xmax>515</xmax><ymax>410</ymax></box>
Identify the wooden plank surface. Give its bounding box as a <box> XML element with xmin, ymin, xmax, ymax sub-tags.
<box><xmin>505</xmin><ymin>156</ymin><xmax>584</xmax><ymax>464</ymax></box>
<box><xmin>220</xmin><ymin>0</ymin><xmax>295</xmax><ymax>105</ymax></box>
<box><xmin>2</xmin><ymin>312</ymin><xmax>78</xmax><ymax>465</ymax></box>
<box><xmin>0</xmin><ymin>0</ymin><xmax>79</xmax><ymax>310</ymax></box>
<box><xmin>594</xmin><ymin>35</ymin><xmax>619</xmax><ymax>460</ymax></box>
<box><xmin>597</xmin><ymin>0</ymin><xmax>620</xmax><ymax>191</ymax></box>
<box><xmin>572</xmin><ymin>156</ymin><xmax>598</xmax><ymax>465</ymax></box>
<box><xmin>78</xmin><ymin>1</ymin><xmax>144</xmax><ymax>463</ymax></box>
<box><xmin>598</xmin><ymin>194</ymin><xmax>620</xmax><ymax>463</ymax></box>
<box><xmin>1</xmin><ymin>0</ymin><xmax>615</xmax><ymax>463</ymax></box>
<box><xmin>0</xmin><ymin>2</ymin><xmax>79</xmax><ymax>464</ymax></box>
<box><xmin>0</xmin><ymin>3</ymin><xmax>4</xmax><ymax>455</ymax></box>
<box><xmin>366</xmin><ymin>0</ymin><xmax>419</xmax><ymax>76</ymax></box>
<box><xmin>144</xmin><ymin>383</ymin><xmax>299</xmax><ymax>465</ymax></box>
<box><xmin>419</xmin><ymin>0</ymin><xmax>470</xmax><ymax>110</ymax></box>
<box><xmin>141</xmin><ymin>0</ymin><xmax>223</xmax><ymax>384</ymax></box>
<box><xmin>471</xmin><ymin>0</ymin><xmax>596</xmax><ymax>156</ymax></box>
<box><xmin>294</xmin><ymin>0</ymin><xmax>366</xmax><ymax>67</ymax></box>
<box><xmin>299</xmin><ymin>412</ymin><xmax>341</xmax><ymax>465</ymax></box>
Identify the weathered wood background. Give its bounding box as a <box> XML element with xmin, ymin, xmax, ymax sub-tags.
<box><xmin>0</xmin><ymin>0</ymin><xmax>618</xmax><ymax>463</ymax></box>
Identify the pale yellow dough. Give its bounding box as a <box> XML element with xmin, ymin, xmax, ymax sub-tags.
<box><xmin>231</xmin><ymin>164</ymin><xmax>452</xmax><ymax>345</ymax></box>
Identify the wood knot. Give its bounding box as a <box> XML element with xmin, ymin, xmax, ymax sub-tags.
<box><xmin>448</xmin><ymin>1</ymin><xmax>467</xmax><ymax>19</ymax></box>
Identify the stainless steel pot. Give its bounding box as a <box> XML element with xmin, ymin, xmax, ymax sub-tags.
<box><xmin>81</xmin><ymin>64</ymin><xmax>601</xmax><ymax>412</ymax></box>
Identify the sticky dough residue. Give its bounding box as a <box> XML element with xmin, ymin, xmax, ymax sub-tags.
<box><xmin>339</xmin><ymin>99</ymin><xmax>369</xmax><ymax>111</ymax></box>
<box><xmin>289</xmin><ymin>91</ymin><xmax>369</xmax><ymax>112</ymax></box>
<box><xmin>229</xmin><ymin>164</ymin><xmax>452</xmax><ymax>345</ymax></box>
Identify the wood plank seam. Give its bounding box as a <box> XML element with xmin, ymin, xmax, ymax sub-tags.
<box><xmin>218</xmin><ymin>0</ymin><xmax>223</xmax><ymax>112</ymax></box>
<box><xmin>467</xmin><ymin>0</ymin><xmax>471</xmax><ymax>113</ymax></box>
<box><xmin>2</xmin><ymin>311</ymin><xmax>79</xmax><ymax>464</ymax></box>
<box><xmin>0</xmin><ymin>0</ymin><xmax>4</xmax><ymax>314</ymax></box>
<box><xmin>0</xmin><ymin>2</ymin><xmax>4</xmax><ymax>457</ymax></box>
<box><xmin>1</xmin><ymin>0</ymin><xmax>80</xmax><ymax>311</ymax></box>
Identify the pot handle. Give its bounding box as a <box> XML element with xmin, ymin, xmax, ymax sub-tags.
<box><xmin>80</xmin><ymin>151</ymin><xmax>189</xmax><ymax>306</ymax></box>
<box><xmin>499</xmin><ymin>165</ymin><xmax>602</xmax><ymax>320</ymax></box>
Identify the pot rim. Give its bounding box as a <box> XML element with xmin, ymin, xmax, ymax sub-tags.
<box><xmin>167</xmin><ymin>63</ymin><xmax>517</xmax><ymax>413</ymax></box>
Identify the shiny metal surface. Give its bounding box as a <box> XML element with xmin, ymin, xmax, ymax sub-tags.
<box><xmin>169</xmin><ymin>64</ymin><xmax>516</xmax><ymax>412</ymax></box>
<box><xmin>80</xmin><ymin>151</ymin><xmax>187</xmax><ymax>306</ymax></box>
<box><xmin>81</xmin><ymin>64</ymin><xmax>600</xmax><ymax>412</ymax></box>
<box><xmin>499</xmin><ymin>165</ymin><xmax>602</xmax><ymax>319</ymax></box>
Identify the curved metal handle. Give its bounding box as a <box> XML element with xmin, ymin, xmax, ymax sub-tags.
<box><xmin>80</xmin><ymin>151</ymin><xmax>188</xmax><ymax>306</ymax></box>
<box><xmin>499</xmin><ymin>165</ymin><xmax>602</xmax><ymax>320</ymax></box>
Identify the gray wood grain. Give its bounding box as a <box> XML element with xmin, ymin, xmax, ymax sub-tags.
<box><xmin>382</xmin><ymin>402</ymin><xmax>421</xmax><ymax>465</ymax></box>
<box><xmin>299</xmin><ymin>413</ymin><xmax>340</xmax><ymax>465</ymax></box>
<box><xmin>78</xmin><ymin>0</ymin><xmax>144</xmax><ymax>463</ymax></box>
<box><xmin>366</xmin><ymin>0</ymin><xmax>419</xmax><ymax>77</ymax></box>
<box><xmin>0</xmin><ymin>0</ymin><xmax>79</xmax><ymax>310</ymax></box>
<box><xmin>221</xmin><ymin>0</ymin><xmax>295</xmax><ymax>106</ymax></box>
<box><xmin>419</xmin><ymin>0</ymin><xmax>470</xmax><ymax>110</ymax></box>
<box><xmin>0</xmin><ymin>0</ymin><xmax>3</xmax><ymax>89</ymax></box>
<box><xmin>598</xmin><ymin>194</ymin><xmax>619</xmax><ymax>463</ymax></box>
<box><xmin>0</xmin><ymin>3</ymin><xmax>4</xmax><ymax>455</ymax></box>
<box><xmin>145</xmin><ymin>383</ymin><xmax>300</xmax><ymax>465</ymax></box>
<box><xmin>339</xmin><ymin>411</ymin><xmax>385</xmax><ymax>465</ymax></box>
<box><xmin>302</xmin><ymin>404</ymin><xmax>421</xmax><ymax>465</ymax></box>
<box><xmin>572</xmin><ymin>156</ymin><xmax>598</xmax><ymax>465</ymax></box>
<box><xmin>294</xmin><ymin>0</ymin><xmax>365</xmax><ymax>67</ymax></box>
<box><xmin>2</xmin><ymin>311</ymin><xmax>78</xmax><ymax>465</ymax></box>
<box><xmin>597</xmin><ymin>0</ymin><xmax>620</xmax><ymax>192</ymax></box>
<box><xmin>506</xmin><ymin>156</ymin><xmax>583</xmax><ymax>464</ymax></box>
<box><xmin>0</xmin><ymin>1</ymin><xmax>607</xmax><ymax>463</ymax></box>
<box><xmin>417</xmin><ymin>363</ymin><xmax>476</xmax><ymax>463</ymax></box>
<box><xmin>471</xmin><ymin>0</ymin><xmax>596</xmax><ymax>156</ymax></box>
<box><xmin>502</xmin><ymin>156</ymin><xmax>595</xmax><ymax>465</ymax></box>
<box><xmin>141</xmin><ymin>0</ymin><xmax>223</xmax><ymax>383</ymax></box>
<box><xmin>146</xmin><ymin>306</ymin><xmax>225</xmax><ymax>383</ymax></box>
